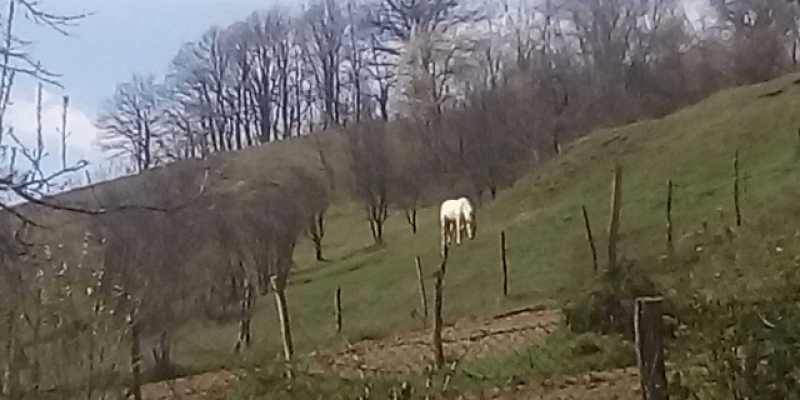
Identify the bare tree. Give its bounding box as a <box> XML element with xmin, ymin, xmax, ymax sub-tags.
<box><xmin>305</xmin><ymin>0</ymin><xmax>347</xmax><ymax>127</ymax></box>
<box><xmin>95</xmin><ymin>73</ymin><xmax>163</xmax><ymax>173</ymax></box>
<box><xmin>397</xmin><ymin>20</ymin><xmax>478</xmax><ymax>151</ymax></box>
<box><xmin>0</xmin><ymin>1</ymin><xmax>88</xmax><ymax>218</ymax></box>
<box><xmin>307</xmin><ymin>203</ymin><xmax>329</xmax><ymax>260</ymax></box>
<box><xmin>347</xmin><ymin>121</ymin><xmax>393</xmax><ymax>244</ymax></box>
<box><xmin>88</xmin><ymin>162</ymin><xmax>213</xmax><ymax>381</ymax></box>
<box><xmin>365</xmin><ymin>34</ymin><xmax>398</xmax><ymax>121</ymax></box>
<box><xmin>368</xmin><ymin>0</ymin><xmax>464</xmax><ymax>41</ymax></box>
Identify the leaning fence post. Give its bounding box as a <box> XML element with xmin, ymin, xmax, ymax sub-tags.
<box><xmin>415</xmin><ymin>257</ymin><xmax>428</xmax><ymax>322</ymax></box>
<box><xmin>581</xmin><ymin>205</ymin><xmax>598</xmax><ymax>271</ymax></box>
<box><xmin>500</xmin><ymin>231</ymin><xmax>508</xmax><ymax>297</ymax></box>
<box><xmin>635</xmin><ymin>297</ymin><xmax>669</xmax><ymax>400</ymax></box>
<box><xmin>335</xmin><ymin>286</ymin><xmax>342</xmax><ymax>333</ymax></box>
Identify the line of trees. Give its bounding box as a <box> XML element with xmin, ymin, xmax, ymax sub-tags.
<box><xmin>95</xmin><ymin>0</ymin><xmax>471</xmax><ymax>171</ymax></box>
<box><xmin>94</xmin><ymin>0</ymin><xmax>800</xmax><ymax>208</ymax></box>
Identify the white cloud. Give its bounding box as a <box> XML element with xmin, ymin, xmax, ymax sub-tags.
<box><xmin>4</xmin><ymin>87</ymin><xmax>105</xmax><ymax>175</ymax></box>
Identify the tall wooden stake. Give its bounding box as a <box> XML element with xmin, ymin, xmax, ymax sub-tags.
<box><xmin>635</xmin><ymin>297</ymin><xmax>669</xmax><ymax>400</ymax></box>
<box><xmin>608</xmin><ymin>163</ymin><xmax>623</xmax><ymax>273</ymax></box>
<box><xmin>271</xmin><ymin>275</ymin><xmax>294</xmax><ymax>363</ymax></box>
<box><xmin>500</xmin><ymin>231</ymin><xmax>508</xmax><ymax>296</ymax></box>
<box><xmin>415</xmin><ymin>257</ymin><xmax>428</xmax><ymax>320</ymax></box>
<box><xmin>665</xmin><ymin>180</ymin><xmax>674</xmax><ymax>257</ymax></box>
<box><xmin>60</xmin><ymin>95</ymin><xmax>69</xmax><ymax>170</ymax></box>
<box><xmin>130</xmin><ymin>320</ymin><xmax>142</xmax><ymax>400</ymax></box>
<box><xmin>581</xmin><ymin>205</ymin><xmax>598</xmax><ymax>271</ymax></box>
<box><xmin>335</xmin><ymin>286</ymin><xmax>342</xmax><ymax>333</ymax></box>
<box><xmin>432</xmin><ymin>248</ymin><xmax>447</xmax><ymax>368</ymax></box>
<box><xmin>733</xmin><ymin>150</ymin><xmax>741</xmax><ymax>226</ymax></box>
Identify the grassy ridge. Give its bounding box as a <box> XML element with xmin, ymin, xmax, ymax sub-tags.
<box><xmin>16</xmin><ymin>72</ymin><xmax>800</xmax><ymax>393</ymax></box>
<box><xmin>171</xmin><ymin>72</ymin><xmax>800</xmax><ymax>374</ymax></box>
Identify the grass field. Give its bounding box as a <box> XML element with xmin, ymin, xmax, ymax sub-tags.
<box><xmin>163</xmin><ymin>72</ymin><xmax>800</xmax><ymax>380</ymax></box>
<box><xmin>17</xmin><ymin>71</ymin><xmax>800</xmax><ymax>398</ymax></box>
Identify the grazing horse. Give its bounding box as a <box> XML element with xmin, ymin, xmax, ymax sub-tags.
<box><xmin>439</xmin><ymin>197</ymin><xmax>477</xmax><ymax>256</ymax></box>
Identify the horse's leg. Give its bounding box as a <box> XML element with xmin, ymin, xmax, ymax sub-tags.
<box><xmin>441</xmin><ymin>219</ymin><xmax>447</xmax><ymax>256</ymax></box>
<box><xmin>456</xmin><ymin>213</ymin><xmax>462</xmax><ymax>245</ymax></box>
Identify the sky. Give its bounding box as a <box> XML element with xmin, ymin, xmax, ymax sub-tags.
<box><xmin>7</xmin><ymin>0</ymin><xmax>297</xmax><ymax>186</ymax></box>
<box><xmin>4</xmin><ymin>0</ymin><xmax>714</xmax><ymax>191</ymax></box>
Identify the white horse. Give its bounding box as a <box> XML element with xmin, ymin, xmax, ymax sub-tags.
<box><xmin>439</xmin><ymin>197</ymin><xmax>477</xmax><ymax>256</ymax></box>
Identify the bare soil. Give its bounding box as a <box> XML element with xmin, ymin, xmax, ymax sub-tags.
<box><xmin>125</xmin><ymin>370</ymin><xmax>238</xmax><ymax>400</ymax></box>
<box><xmin>461</xmin><ymin>368</ymin><xmax>642</xmax><ymax>400</ymax></box>
<box><xmin>131</xmin><ymin>305</ymin><xmax>642</xmax><ymax>400</ymax></box>
<box><xmin>313</xmin><ymin>305</ymin><xmax>560</xmax><ymax>375</ymax></box>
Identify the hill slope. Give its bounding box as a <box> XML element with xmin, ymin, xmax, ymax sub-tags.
<box><xmin>167</xmin><ymin>72</ymin><xmax>800</xmax><ymax>371</ymax></box>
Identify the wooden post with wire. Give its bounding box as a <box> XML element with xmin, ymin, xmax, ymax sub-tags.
<box><xmin>733</xmin><ymin>149</ymin><xmax>741</xmax><ymax>226</ymax></box>
<box><xmin>635</xmin><ymin>297</ymin><xmax>669</xmax><ymax>400</ymax></box>
<box><xmin>432</xmin><ymin>247</ymin><xmax>448</xmax><ymax>368</ymax></box>
<box><xmin>500</xmin><ymin>231</ymin><xmax>508</xmax><ymax>296</ymax></box>
<box><xmin>608</xmin><ymin>163</ymin><xmax>623</xmax><ymax>272</ymax></box>
<box><xmin>334</xmin><ymin>286</ymin><xmax>342</xmax><ymax>333</ymax></box>
<box><xmin>665</xmin><ymin>180</ymin><xmax>674</xmax><ymax>257</ymax></box>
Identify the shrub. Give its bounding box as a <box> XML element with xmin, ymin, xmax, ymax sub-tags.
<box><xmin>564</xmin><ymin>257</ymin><xmax>660</xmax><ymax>339</ymax></box>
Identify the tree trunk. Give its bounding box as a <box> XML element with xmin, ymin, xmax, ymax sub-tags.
<box><xmin>316</xmin><ymin>144</ymin><xmax>336</xmax><ymax>191</ymax></box>
<box><xmin>405</xmin><ymin>208</ymin><xmax>418</xmax><ymax>234</ymax></box>
<box><xmin>271</xmin><ymin>275</ymin><xmax>294</xmax><ymax>362</ymax></box>
<box><xmin>2</xmin><ymin>309</ymin><xmax>20</xmax><ymax>400</ymax></box>
<box><xmin>234</xmin><ymin>282</ymin><xmax>254</xmax><ymax>353</ymax></box>
<box><xmin>314</xmin><ymin>240</ymin><xmax>323</xmax><ymax>262</ymax></box>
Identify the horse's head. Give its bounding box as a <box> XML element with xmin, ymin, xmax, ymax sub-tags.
<box><xmin>467</xmin><ymin>211</ymin><xmax>477</xmax><ymax>240</ymax></box>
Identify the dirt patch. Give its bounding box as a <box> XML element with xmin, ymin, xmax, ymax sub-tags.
<box><xmin>462</xmin><ymin>367</ymin><xmax>641</xmax><ymax>400</ymax></box>
<box><xmin>126</xmin><ymin>369</ymin><xmax>238</xmax><ymax>400</ymax></box>
<box><xmin>314</xmin><ymin>305</ymin><xmax>560</xmax><ymax>375</ymax></box>
<box><xmin>129</xmin><ymin>305</ymin><xmax>640</xmax><ymax>400</ymax></box>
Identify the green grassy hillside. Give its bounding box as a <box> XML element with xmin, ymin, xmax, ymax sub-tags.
<box><xmin>168</xmin><ymin>72</ymin><xmax>800</xmax><ymax>372</ymax></box>
<box><xmin>13</xmin><ymin>72</ymin><xmax>800</xmax><ymax>397</ymax></box>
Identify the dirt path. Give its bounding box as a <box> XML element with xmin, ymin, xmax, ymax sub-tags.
<box><xmin>461</xmin><ymin>368</ymin><xmax>642</xmax><ymax>400</ymax></box>
<box><xmin>313</xmin><ymin>305</ymin><xmax>560</xmax><ymax>375</ymax></box>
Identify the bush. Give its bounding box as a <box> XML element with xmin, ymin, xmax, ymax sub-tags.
<box><xmin>669</xmin><ymin>275</ymin><xmax>800</xmax><ymax>400</ymax></box>
<box><xmin>564</xmin><ymin>257</ymin><xmax>660</xmax><ymax>339</ymax></box>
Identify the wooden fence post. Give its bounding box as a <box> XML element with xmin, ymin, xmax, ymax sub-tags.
<box><xmin>501</xmin><ymin>231</ymin><xmax>508</xmax><ymax>296</ymax></box>
<box><xmin>432</xmin><ymin>249</ymin><xmax>448</xmax><ymax>368</ymax></box>
<box><xmin>335</xmin><ymin>286</ymin><xmax>342</xmax><ymax>333</ymax></box>
<box><xmin>635</xmin><ymin>297</ymin><xmax>669</xmax><ymax>400</ymax></box>
<box><xmin>733</xmin><ymin>149</ymin><xmax>741</xmax><ymax>226</ymax></box>
<box><xmin>665</xmin><ymin>180</ymin><xmax>674</xmax><ymax>258</ymax></box>
<box><xmin>270</xmin><ymin>274</ymin><xmax>294</xmax><ymax>364</ymax></box>
<box><xmin>415</xmin><ymin>257</ymin><xmax>428</xmax><ymax>321</ymax></box>
<box><xmin>581</xmin><ymin>205</ymin><xmax>598</xmax><ymax>271</ymax></box>
<box><xmin>608</xmin><ymin>163</ymin><xmax>623</xmax><ymax>272</ymax></box>
<box><xmin>130</xmin><ymin>318</ymin><xmax>142</xmax><ymax>400</ymax></box>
